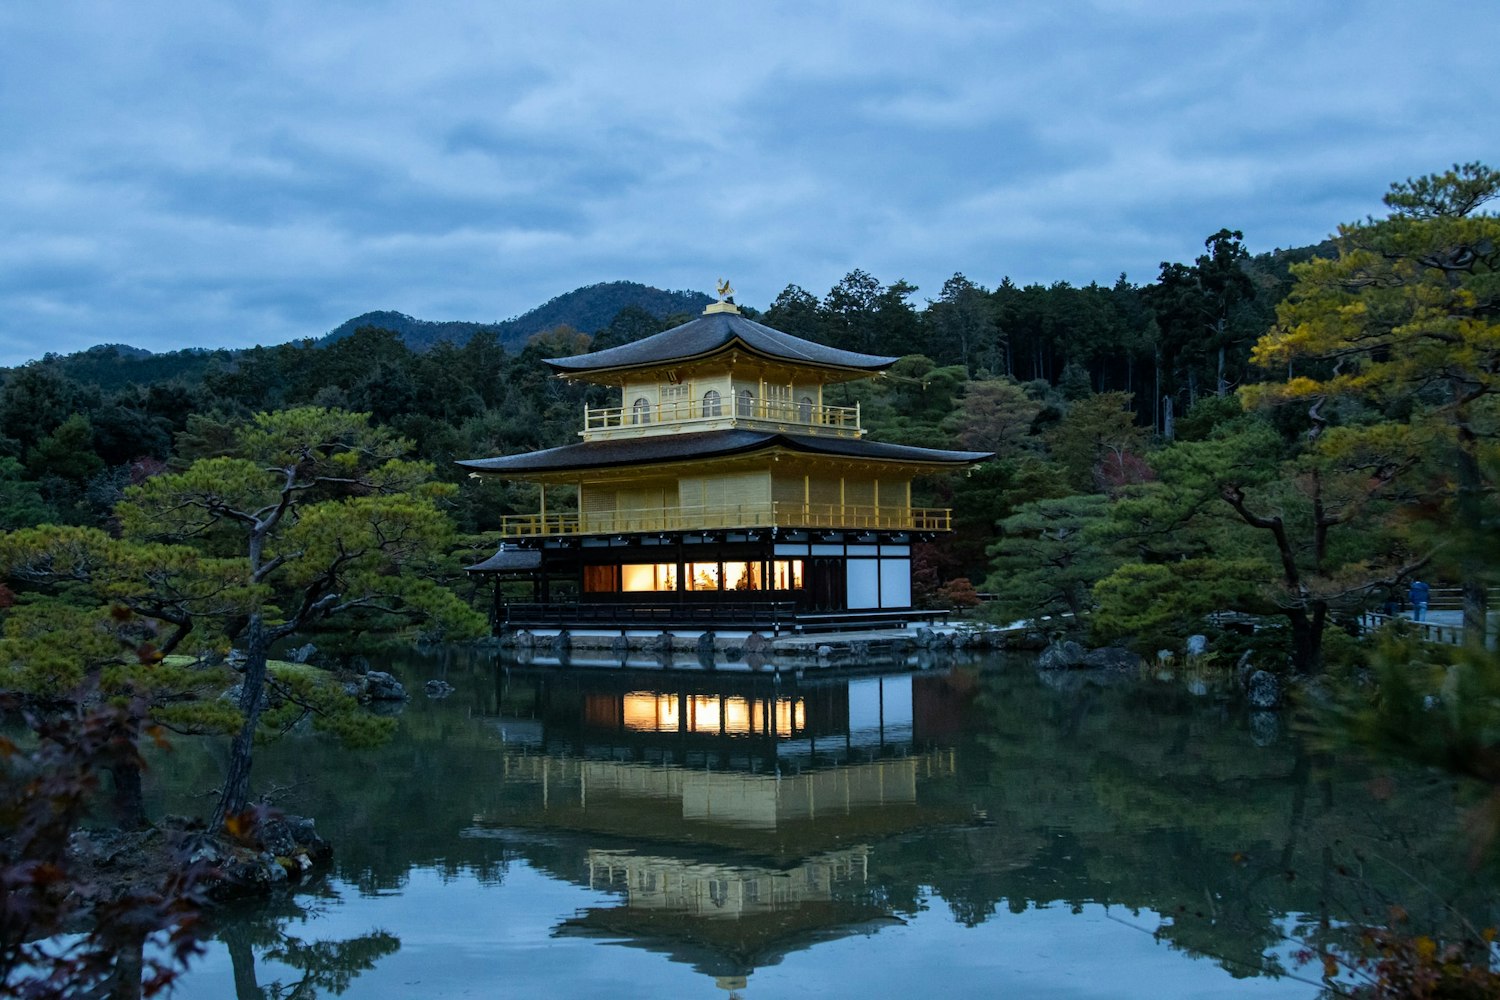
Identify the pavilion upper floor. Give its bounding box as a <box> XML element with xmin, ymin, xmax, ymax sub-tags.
<box><xmin>581</xmin><ymin>368</ymin><xmax>863</xmax><ymax>442</ymax></box>
<box><xmin>542</xmin><ymin>301</ymin><xmax>903</xmax><ymax>442</ymax></box>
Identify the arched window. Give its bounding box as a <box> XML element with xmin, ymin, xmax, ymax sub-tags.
<box><xmin>702</xmin><ymin>389</ymin><xmax>722</xmax><ymax>417</ymax></box>
<box><xmin>736</xmin><ymin>389</ymin><xmax>754</xmax><ymax>417</ymax></box>
<box><xmin>631</xmin><ymin>397</ymin><xmax>651</xmax><ymax>424</ymax></box>
<box><xmin>798</xmin><ymin>395</ymin><xmax>815</xmax><ymax>423</ymax></box>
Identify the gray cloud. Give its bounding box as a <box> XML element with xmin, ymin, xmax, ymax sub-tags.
<box><xmin>1</xmin><ymin>1</ymin><xmax>1495</xmax><ymax>365</ymax></box>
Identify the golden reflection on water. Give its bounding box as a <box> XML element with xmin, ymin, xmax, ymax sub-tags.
<box><xmin>620</xmin><ymin>692</ymin><xmax>806</xmax><ymax>737</ymax></box>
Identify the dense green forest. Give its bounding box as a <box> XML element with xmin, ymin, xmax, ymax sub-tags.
<box><xmin>0</xmin><ymin>183</ymin><xmax>1493</xmax><ymax>679</ymax></box>
<box><xmin>0</xmin><ymin>232</ymin><xmax>1318</xmax><ymax>548</ymax></box>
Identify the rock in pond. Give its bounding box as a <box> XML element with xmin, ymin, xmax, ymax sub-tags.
<box><xmin>362</xmin><ymin>671</ymin><xmax>407</xmax><ymax>702</ymax></box>
<box><xmin>1246</xmin><ymin>669</ymin><xmax>1281</xmax><ymax>709</ymax></box>
<box><xmin>1037</xmin><ymin>640</ymin><xmax>1086</xmax><ymax>670</ymax></box>
<box><xmin>1081</xmin><ymin>646</ymin><xmax>1140</xmax><ymax>671</ymax></box>
<box><xmin>1249</xmin><ymin>710</ymin><xmax>1281</xmax><ymax>746</ymax></box>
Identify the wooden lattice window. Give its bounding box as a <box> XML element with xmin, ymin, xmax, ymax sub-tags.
<box><xmin>766</xmin><ymin>384</ymin><xmax>791</xmax><ymax>420</ymax></box>
<box><xmin>661</xmin><ymin>384</ymin><xmax>690</xmax><ymax>419</ymax></box>
<box><xmin>583</xmin><ymin>565</ymin><xmax>618</xmax><ymax>592</ymax></box>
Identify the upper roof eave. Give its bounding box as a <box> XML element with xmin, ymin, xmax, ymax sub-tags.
<box><xmin>542</xmin><ymin>312</ymin><xmax>897</xmax><ymax>378</ymax></box>
<box><xmin>546</xmin><ymin>338</ymin><xmax>888</xmax><ymax>382</ymax></box>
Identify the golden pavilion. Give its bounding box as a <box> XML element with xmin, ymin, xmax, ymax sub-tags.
<box><xmin>458</xmin><ymin>290</ymin><xmax>990</xmax><ymax>633</ymax></box>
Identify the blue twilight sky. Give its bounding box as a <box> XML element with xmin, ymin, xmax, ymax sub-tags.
<box><xmin>1</xmin><ymin>1</ymin><xmax>1495</xmax><ymax>367</ymax></box>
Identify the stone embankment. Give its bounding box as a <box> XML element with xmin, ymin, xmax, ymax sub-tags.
<box><xmin>70</xmin><ymin>814</ymin><xmax>332</xmax><ymax>906</ymax></box>
<box><xmin>1033</xmin><ymin>635</ymin><xmax>1288</xmax><ymax>715</ymax></box>
<box><xmin>185</xmin><ymin>815</ymin><xmax>332</xmax><ymax>897</ymax></box>
<box><xmin>490</xmin><ymin>622</ymin><xmax>1044</xmax><ymax>664</ymax></box>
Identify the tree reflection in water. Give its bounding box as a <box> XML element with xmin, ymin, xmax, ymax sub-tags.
<box><xmin>150</xmin><ymin>646</ymin><xmax>1499</xmax><ymax>997</ymax></box>
<box><xmin>215</xmin><ymin>886</ymin><xmax>399</xmax><ymax>1000</ymax></box>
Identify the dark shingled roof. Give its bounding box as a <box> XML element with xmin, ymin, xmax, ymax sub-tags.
<box><xmin>457</xmin><ymin>430</ymin><xmax>991</xmax><ymax>477</ymax></box>
<box><xmin>464</xmin><ymin>545</ymin><xmax>542</xmax><ymax>574</ymax></box>
<box><xmin>545</xmin><ymin>311</ymin><xmax>897</xmax><ymax>375</ymax></box>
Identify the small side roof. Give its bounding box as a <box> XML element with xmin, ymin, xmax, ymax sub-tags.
<box><xmin>464</xmin><ymin>545</ymin><xmax>542</xmax><ymax>574</ymax></box>
<box><xmin>545</xmin><ymin>311</ymin><xmax>897</xmax><ymax>378</ymax></box>
<box><xmin>457</xmin><ymin>429</ymin><xmax>991</xmax><ymax>478</ymax></box>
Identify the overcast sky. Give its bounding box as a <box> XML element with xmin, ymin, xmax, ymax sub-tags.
<box><xmin>1</xmin><ymin>1</ymin><xmax>1494</xmax><ymax>367</ymax></box>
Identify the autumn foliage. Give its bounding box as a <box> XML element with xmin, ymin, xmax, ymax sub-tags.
<box><xmin>0</xmin><ymin>699</ymin><xmax>208</xmax><ymax>998</ymax></box>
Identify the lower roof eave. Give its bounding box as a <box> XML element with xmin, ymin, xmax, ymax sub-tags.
<box><xmin>456</xmin><ymin>429</ymin><xmax>992</xmax><ymax>480</ymax></box>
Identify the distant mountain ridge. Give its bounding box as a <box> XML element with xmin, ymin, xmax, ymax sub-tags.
<box><xmin>320</xmin><ymin>281</ymin><xmax>713</xmax><ymax>351</ymax></box>
<box><xmin>317</xmin><ymin>311</ymin><xmax>504</xmax><ymax>352</ymax></box>
<box><xmin>4</xmin><ymin>281</ymin><xmax>713</xmax><ymax>388</ymax></box>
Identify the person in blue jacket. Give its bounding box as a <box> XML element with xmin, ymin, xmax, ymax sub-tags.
<box><xmin>1408</xmin><ymin>579</ymin><xmax>1430</xmax><ymax>622</ymax></box>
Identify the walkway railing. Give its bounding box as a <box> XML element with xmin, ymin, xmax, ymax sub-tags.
<box><xmin>582</xmin><ymin>398</ymin><xmax>861</xmax><ymax>440</ymax></box>
<box><xmin>498</xmin><ymin>501</ymin><xmax>952</xmax><ymax>537</ymax></box>
<box><xmin>1358</xmin><ymin>611</ymin><xmax>1471</xmax><ymax>647</ymax></box>
<box><xmin>1357</xmin><ymin>589</ymin><xmax>1500</xmax><ymax>649</ymax></box>
<box><xmin>1422</xmin><ymin>587</ymin><xmax>1492</xmax><ymax>611</ymax></box>
<box><xmin>498</xmin><ymin>601</ymin><xmax>947</xmax><ymax>633</ymax></box>
<box><xmin>501</xmin><ymin>600</ymin><xmax>798</xmax><ymax>631</ymax></box>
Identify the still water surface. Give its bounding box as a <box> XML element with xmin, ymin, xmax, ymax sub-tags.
<box><xmin>151</xmin><ymin>648</ymin><xmax>1490</xmax><ymax>998</ymax></box>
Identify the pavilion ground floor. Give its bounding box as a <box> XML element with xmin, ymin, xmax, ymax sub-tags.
<box><xmin>471</xmin><ymin>528</ymin><xmax>939</xmax><ymax>634</ymax></box>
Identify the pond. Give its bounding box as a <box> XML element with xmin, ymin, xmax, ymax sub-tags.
<box><xmin>149</xmin><ymin>647</ymin><xmax>1494</xmax><ymax>999</ymax></box>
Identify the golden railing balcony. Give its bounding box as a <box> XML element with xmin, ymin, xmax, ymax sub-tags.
<box><xmin>581</xmin><ymin>398</ymin><xmax>862</xmax><ymax>441</ymax></box>
<box><xmin>497</xmin><ymin>501</ymin><xmax>952</xmax><ymax>537</ymax></box>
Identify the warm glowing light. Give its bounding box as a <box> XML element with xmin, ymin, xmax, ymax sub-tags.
<box><xmin>780</xmin><ymin>697</ymin><xmax>805</xmax><ymax>732</ymax></box>
<box><xmin>599</xmin><ymin>561</ymin><xmax>803</xmax><ymax>592</ymax></box>
<box><xmin>723</xmin><ymin>697</ymin><xmax>751</xmax><ymax>734</ymax></box>
<box><xmin>622</xmin><ymin>692</ymin><xmax>680</xmax><ymax>731</ymax></box>
<box><xmin>622</xmin><ymin>563</ymin><xmax>677</xmax><ymax>592</ymax></box>
<box><xmin>723</xmin><ymin>561</ymin><xmax>762</xmax><ymax>591</ymax></box>
<box><xmin>689</xmin><ymin>695</ymin><xmax>721</xmax><ymax>730</ymax></box>
<box><xmin>687</xmin><ymin>563</ymin><xmax>721</xmax><ymax>591</ymax></box>
<box><xmin>619</xmin><ymin>691</ymin><xmax>804</xmax><ymax>737</ymax></box>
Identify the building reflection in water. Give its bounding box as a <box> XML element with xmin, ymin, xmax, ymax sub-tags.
<box><xmin>584</xmin><ymin>845</ymin><xmax>869</xmax><ymax>918</ymax></box>
<box><xmin>614</xmin><ymin>691</ymin><xmax>805</xmax><ymax>739</ymax></box>
<box><xmin>466</xmin><ymin>664</ymin><xmax>974</xmax><ymax>992</ymax></box>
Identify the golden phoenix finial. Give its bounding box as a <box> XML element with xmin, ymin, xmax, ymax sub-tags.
<box><xmin>716</xmin><ymin>278</ymin><xmax>734</xmax><ymax>300</ymax></box>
